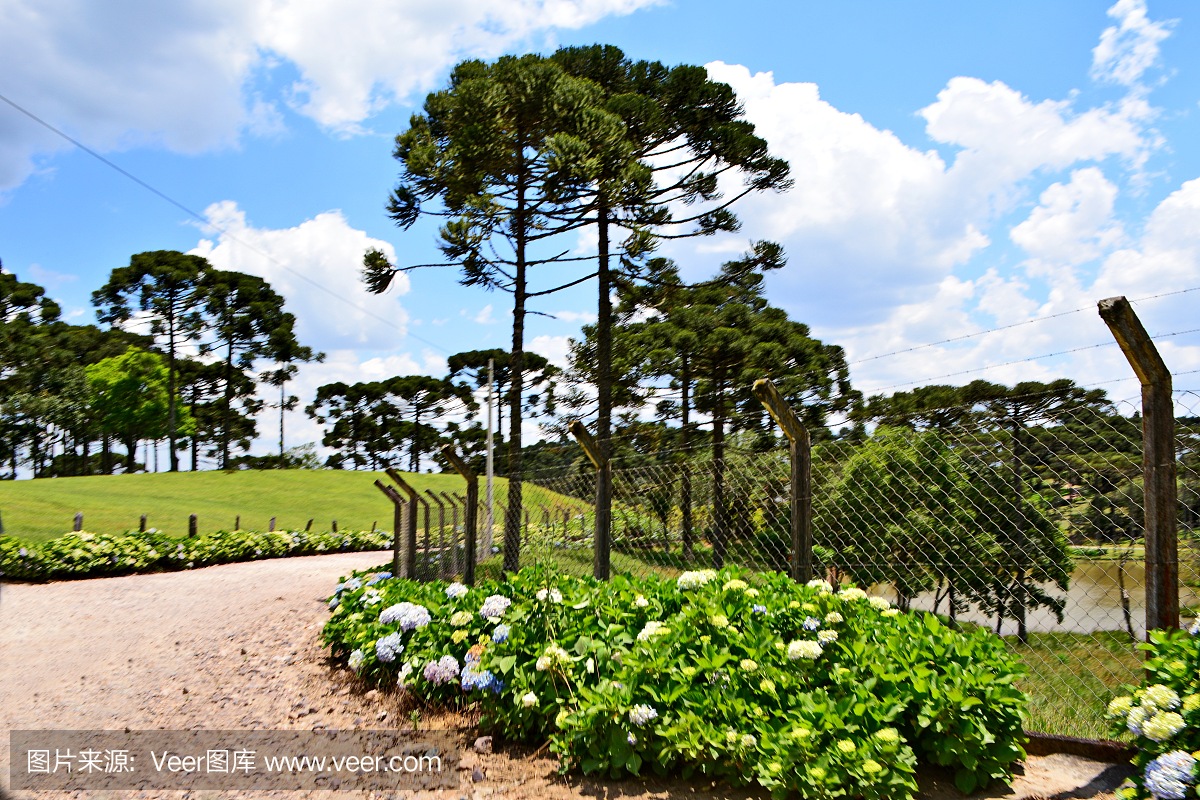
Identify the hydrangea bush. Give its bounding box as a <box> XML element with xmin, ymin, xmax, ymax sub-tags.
<box><xmin>323</xmin><ymin>565</ymin><xmax>1027</xmax><ymax>799</ymax></box>
<box><xmin>1107</xmin><ymin>624</ymin><xmax>1200</xmax><ymax>799</ymax></box>
<box><xmin>0</xmin><ymin>527</ymin><xmax>390</xmax><ymax>581</ymax></box>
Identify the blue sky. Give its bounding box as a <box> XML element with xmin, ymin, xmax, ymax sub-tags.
<box><xmin>2</xmin><ymin>0</ymin><xmax>1199</xmax><ymax>459</ymax></box>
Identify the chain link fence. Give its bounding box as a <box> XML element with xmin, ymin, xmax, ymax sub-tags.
<box><xmin>446</xmin><ymin>389</ymin><xmax>1200</xmax><ymax>740</ymax></box>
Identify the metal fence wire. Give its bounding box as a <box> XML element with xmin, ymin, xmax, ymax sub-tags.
<box><xmin>457</xmin><ymin>389</ymin><xmax>1200</xmax><ymax>740</ymax></box>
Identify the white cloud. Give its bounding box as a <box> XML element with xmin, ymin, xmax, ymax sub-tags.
<box><xmin>262</xmin><ymin>0</ymin><xmax>663</xmax><ymax>132</ymax></box>
<box><xmin>1093</xmin><ymin>177</ymin><xmax>1200</xmax><ymax>301</ymax></box>
<box><xmin>474</xmin><ymin>304</ymin><xmax>495</xmax><ymax>324</ymax></box>
<box><xmin>1010</xmin><ymin>167</ymin><xmax>1124</xmax><ymax>276</ymax></box>
<box><xmin>549</xmin><ymin>310</ymin><xmax>597</xmax><ymax>323</ymax></box>
<box><xmin>702</xmin><ymin>62</ymin><xmax>1157</xmax><ymax>332</ymax></box>
<box><xmin>1091</xmin><ymin>0</ymin><xmax>1174</xmax><ymax>88</ymax></box>
<box><xmin>188</xmin><ymin>201</ymin><xmax>410</xmax><ymax>352</ymax></box>
<box><xmin>529</xmin><ymin>334</ymin><xmax>572</xmax><ymax>369</ymax></box>
<box><xmin>0</xmin><ymin>0</ymin><xmax>661</xmax><ymax>190</ymax></box>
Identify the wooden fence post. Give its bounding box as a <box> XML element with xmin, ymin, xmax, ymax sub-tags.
<box><xmin>385</xmin><ymin>469</ymin><xmax>422</xmax><ymax>580</ymax></box>
<box><xmin>74</xmin><ymin>512</ymin><xmax>83</xmax><ymax>532</ymax></box>
<box><xmin>305</xmin><ymin>518</ymin><xmax>313</xmax><ymax>531</ymax></box>
<box><xmin>570</xmin><ymin>420</ymin><xmax>610</xmax><ymax>580</ymax></box>
<box><xmin>373</xmin><ymin>480</ymin><xmax>407</xmax><ymax>577</ymax></box>
<box><xmin>139</xmin><ymin>514</ymin><xmax>147</xmax><ymax>533</ymax></box>
<box><xmin>235</xmin><ymin>515</ymin><xmax>240</xmax><ymax>531</ymax></box>
<box><xmin>1099</xmin><ymin>296</ymin><xmax>1179</xmax><ymax>632</ymax></box>
<box><xmin>441</xmin><ymin>446</ymin><xmax>479</xmax><ymax>586</ymax></box>
<box><xmin>753</xmin><ymin>378</ymin><xmax>813</xmax><ymax>583</ymax></box>
<box><xmin>269</xmin><ymin>516</ymin><xmax>276</xmax><ymax>532</ymax></box>
<box><xmin>188</xmin><ymin>514</ymin><xmax>198</xmax><ymax>538</ymax></box>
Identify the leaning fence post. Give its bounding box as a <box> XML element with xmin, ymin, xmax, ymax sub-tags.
<box><xmin>385</xmin><ymin>469</ymin><xmax>421</xmax><ymax>580</ymax></box>
<box><xmin>1099</xmin><ymin>296</ymin><xmax>1179</xmax><ymax>632</ymax></box>
<box><xmin>753</xmin><ymin>378</ymin><xmax>813</xmax><ymax>583</ymax></box>
<box><xmin>441</xmin><ymin>446</ymin><xmax>479</xmax><ymax>586</ymax></box>
<box><xmin>570</xmin><ymin>420</ymin><xmax>611</xmax><ymax>580</ymax></box>
<box><xmin>374</xmin><ymin>480</ymin><xmax>407</xmax><ymax>577</ymax></box>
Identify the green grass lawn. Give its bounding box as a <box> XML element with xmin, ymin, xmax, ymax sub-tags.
<box><xmin>1007</xmin><ymin>630</ymin><xmax>1143</xmax><ymax>740</ymax></box>
<box><xmin>0</xmin><ymin>470</ymin><xmax>511</xmax><ymax>542</ymax></box>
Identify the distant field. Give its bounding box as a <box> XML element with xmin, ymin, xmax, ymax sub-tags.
<box><xmin>0</xmin><ymin>470</ymin><xmax>510</xmax><ymax>543</ymax></box>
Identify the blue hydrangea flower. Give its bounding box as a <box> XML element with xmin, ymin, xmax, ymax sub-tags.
<box><xmin>492</xmin><ymin>624</ymin><xmax>510</xmax><ymax>644</ymax></box>
<box><xmin>375</xmin><ymin>632</ymin><xmax>405</xmax><ymax>663</ymax></box>
<box><xmin>1144</xmin><ymin>751</ymin><xmax>1195</xmax><ymax>799</ymax></box>
<box><xmin>802</xmin><ymin>616</ymin><xmax>821</xmax><ymax>631</ymax></box>
<box><xmin>461</xmin><ymin>664</ymin><xmax>503</xmax><ymax>694</ymax></box>
<box><xmin>339</xmin><ymin>577</ymin><xmax>363</xmax><ymax>594</ymax></box>
<box><xmin>446</xmin><ymin>582</ymin><xmax>469</xmax><ymax>599</ymax></box>
<box><xmin>366</xmin><ymin>571</ymin><xmax>392</xmax><ymax>586</ymax></box>
<box><xmin>752</xmin><ymin>604</ymin><xmax>767</xmax><ymax>614</ymax></box>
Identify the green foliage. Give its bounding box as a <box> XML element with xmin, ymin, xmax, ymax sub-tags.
<box><xmin>323</xmin><ymin>565</ymin><xmax>1027</xmax><ymax>799</ymax></box>
<box><xmin>85</xmin><ymin>347</ymin><xmax>194</xmax><ymax>465</ymax></box>
<box><xmin>1106</xmin><ymin>626</ymin><xmax>1200</xmax><ymax>799</ymax></box>
<box><xmin>0</xmin><ymin>526</ymin><xmax>389</xmax><ymax>581</ymax></box>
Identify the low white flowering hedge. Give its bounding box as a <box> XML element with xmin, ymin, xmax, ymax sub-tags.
<box><xmin>323</xmin><ymin>565</ymin><xmax>1028</xmax><ymax>799</ymax></box>
<box><xmin>1108</xmin><ymin>624</ymin><xmax>1200</xmax><ymax>799</ymax></box>
<box><xmin>0</xmin><ymin>527</ymin><xmax>390</xmax><ymax>581</ymax></box>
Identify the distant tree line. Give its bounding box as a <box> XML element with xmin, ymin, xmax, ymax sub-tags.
<box><xmin>0</xmin><ymin>251</ymin><xmax>321</xmax><ymax>475</ymax></box>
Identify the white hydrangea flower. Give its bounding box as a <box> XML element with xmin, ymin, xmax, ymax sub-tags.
<box><xmin>677</xmin><ymin>569</ymin><xmax>717</xmax><ymax>589</ymax></box>
<box><xmin>824</xmin><ymin>611</ymin><xmax>844</xmax><ymax>624</ymax></box>
<box><xmin>838</xmin><ymin>587</ymin><xmax>868</xmax><ymax>602</ymax></box>
<box><xmin>1144</xmin><ymin>684</ymin><xmax>1181</xmax><ymax>711</ymax></box>
<box><xmin>629</xmin><ymin>704</ymin><xmax>658</xmax><ymax>726</ymax></box>
<box><xmin>817</xmin><ymin>629</ymin><xmax>838</xmax><ymax>644</ymax></box>
<box><xmin>479</xmin><ymin>594</ymin><xmax>512</xmax><ymax>620</ymax></box>
<box><xmin>806</xmin><ymin>578</ymin><xmax>833</xmax><ymax>593</ymax></box>
<box><xmin>868</xmin><ymin>596</ymin><xmax>891</xmax><ymax>610</ymax></box>
<box><xmin>348</xmin><ymin>649</ymin><xmax>365</xmax><ymax>672</ymax></box>
<box><xmin>787</xmin><ymin>640</ymin><xmax>823</xmax><ymax>660</ymax></box>
<box><xmin>445</xmin><ymin>582</ymin><xmax>469</xmax><ymax>599</ymax></box>
<box><xmin>637</xmin><ymin>621</ymin><xmax>670</xmax><ymax>641</ymax></box>
<box><xmin>536</xmin><ymin>588</ymin><xmax>564</xmax><ymax>603</ymax></box>
<box><xmin>634</xmin><ymin>594</ymin><xmax>650</xmax><ymax>608</ymax></box>
<box><xmin>521</xmin><ymin>692</ymin><xmax>538</xmax><ymax>708</ymax></box>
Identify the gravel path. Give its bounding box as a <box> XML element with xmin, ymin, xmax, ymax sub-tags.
<box><xmin>0</xmin><ymin>554</ymin><xmax>1126</xmax><ymax>800</ymax></box>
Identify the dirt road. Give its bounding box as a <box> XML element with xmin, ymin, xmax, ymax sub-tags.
<box><xmin>0</xmin><ymin>553</ymin><xmax>1127</xmax><ymax>800</ymax></box>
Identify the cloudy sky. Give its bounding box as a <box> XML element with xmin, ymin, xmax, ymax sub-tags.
<box><xmin>2</xmin><ymin>0</ymin><xmax>1199</xmax><ymax>458</ymax></box>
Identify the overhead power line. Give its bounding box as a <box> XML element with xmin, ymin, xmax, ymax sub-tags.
<box><xmin>0</xmin><ymin>90</ymin><xmax>454</xmax><ymax>356</ymax></box>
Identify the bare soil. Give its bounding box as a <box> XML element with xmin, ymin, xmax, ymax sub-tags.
<box><xmin>0</xmin><ymin>552</ymin><xmax>1128</xmax><ymax>800</ymax></box>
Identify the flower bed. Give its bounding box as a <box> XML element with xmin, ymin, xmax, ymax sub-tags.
<box><xmin>323</xmin><ymin>565</ymin><xmax>1028</xmax><ymax>799</ymax></box>
<box><xmin>0</xmin><ymin>527</ymin><xmax>390</xmax><ymax>582</ymax></box>
<box><xmin>1107</xmin><ymin>624</ymin><xmax>1200</xmax><ymax>799</ymax></box>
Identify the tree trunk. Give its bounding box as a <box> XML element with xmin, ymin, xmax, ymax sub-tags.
<box><xmin>594</xmin><ymin>198</ymin><xmax>612</xmax><ymax>579</ymax></box>
<box><xmin>167</xmin><ymin>302</ymin><xmax>179</xmax><ymax>472</ymax></box>
<box><xmin>279</xmin><ymin>379</ymin><xmax>286</xmax><ymax>468</ymax></box>
<box><xmin>1011</xmin><ymin>416</ymin><xmax>1028</xmax><ymax>645</ymax></box>
<box><xmin>221</xmin><ymin>339</ymin><xmax>233</xmax><ymax>469</ymax></box>
<box><xmin>712</xmin><ymin>375</ymin><xmax>728</xmax><ymax>569</ymax></box>
<box><xmin>503</xmin><ymin>155</ymin><xmax>528</xmax><ymax>575</ymax></box>
<box><xmin>681</xmin><ymin>354</ymin><xmax>693</xmax><ymax>559</ymax></box>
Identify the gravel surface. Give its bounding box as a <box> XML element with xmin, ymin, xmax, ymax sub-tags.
<box><xmin>0</xmin><ymin>553</ymin><xmax>1127</xmax><ymax>800</ymax></box>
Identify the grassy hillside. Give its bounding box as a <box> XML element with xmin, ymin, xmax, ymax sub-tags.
<box><xmin>0</xmin><ymin>470</ymin><xmax>511</xmax><ymax>543</ymax></box>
